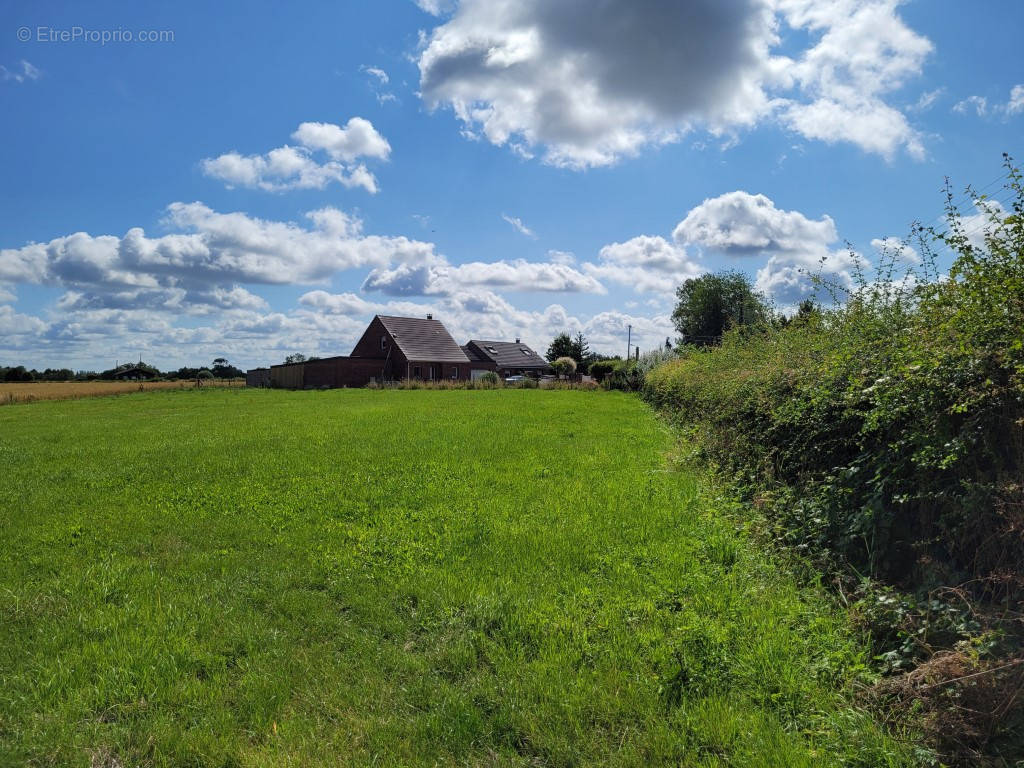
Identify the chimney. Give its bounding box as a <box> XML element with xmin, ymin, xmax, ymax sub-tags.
<box><xmin>426</xmin><ymin>313</ymin><xmax>433</xmax><ymax>320</ymax></box>
<box><xmin>515</xmin><ymin>337</ymin><xmax>521</xmax><ymax>344</ymax></box>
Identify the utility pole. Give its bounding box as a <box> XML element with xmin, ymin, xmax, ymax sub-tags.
<box><xmin>626</xmin><ymin>324</ymin><xmax>632</xmax><ymax>359</ymax></box>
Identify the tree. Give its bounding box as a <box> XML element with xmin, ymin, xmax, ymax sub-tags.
<box><xmin>571</xmin><ymin>332</ymin><xmax>590</xmax><ymax>363</ymax></box>
<box><xmin>546</xmin><ymin>331</ymin><xmax>590</xmax><ymax>364</ymax></box>
<box><xmin>4</xmin><ymin>365</ymin><xmax>32</xmax><ymax>382</ymax></box>
<box><xmin>671</xmin><ymin>270</ymin><xmax>771</xmax><ymax>347</ymax></box>
<box><xmin>211</xmin><ymin>357</ymin><xmax>244</xmax><ymax>379</ymax></box>
<box><xmin>545</xmin><ymin>333</ymin><xmax>574</xmax><ymax>362</ymax></box>
<box><xmin>284</xmin><ymin>353</ymin><xmax>307</xmax><ymax>364</ymax></box>
<box><xmin>551</xmin><ymin>356</ymin><xmax>577</xmax><ymax>379</ymax></box>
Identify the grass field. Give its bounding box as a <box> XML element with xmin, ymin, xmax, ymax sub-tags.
<box><xmin>0</xmin><ymin>379</ymin><xmax>242</xmax><ymax>405</ymax></box>
<box><xmin>0</xmin><ymin>389</ymin><xmax>918</xmax><ymax>767</ymax></box>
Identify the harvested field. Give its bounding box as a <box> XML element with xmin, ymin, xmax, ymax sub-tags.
<box><xmin>0</xmin><ymin>379</ymin><xmax>243</xmax><ymax>405</ymax></box>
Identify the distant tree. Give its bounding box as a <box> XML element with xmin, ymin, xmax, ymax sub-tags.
<box><xmin>794</xmin><ymin>298</ymin><xmax>821</xmax><ymax>323</ymax></box>
<box><xmin>545</xmin><ymin>333</ymin><xmax>574</xmax><ymax>362</ymax></box>
<box><xmin>665</xmin><ymin>337</ymin><xmax>672</xmax><ymax>351</ymax></box>
<box><xmin>571</xmin><ymin>332</ymin><xmax>590</xmax><ymax>364</ymax></box>
<box><xmin>4</xmin><ymin>366</ymin><xmax>32</xmax><ymax>382</ymax></box>
<box><xmin>672</xmin><ymin>271</ymin><xmax>771</xmax><ymax>347</ymax></box>
<box><xmin>211</xmin><ymin>357</ymin><xmax>244</xmax><ymax>379</ymax></box>
<box><xmin>39</xmin><ymin>368</ymin><xmax>74</xmax><ymax>381</ymax></box>
<box><xmin>551</xmin><ymin>356</ymin><xmax>577</xmax><ymax>379</ymax></box>
<box><xmin>284</xmin><ymin>353</ymin><xmax>307</xmax><ymax>364</ymax></box>
<box><xmin>171</xmin><ymin>366</ymin><xmax>199</xmax><ymax>380</ymax></box>
<box><xmin>778</xmin><ymin>299</ymin><xmax>822</xmax><ymax>329</ymax></box>
<box><xmin>546</xmin><ymin>332</ymin><xmax>591</xmax><ymax>364</ymax></box>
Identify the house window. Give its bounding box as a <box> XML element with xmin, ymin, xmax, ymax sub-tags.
<box><xmin>380</xmin><ymin>335</ymin><xmax>387</xmax><ymax>350</ymax></box>
<box><xmin>429</xmin><ymin>365</ymin><xmax>436</xmax><ymax>380</ymax></box>
<box><xmin>413</xmin><ymin>366</ymin><xmax>421</xmax><ymax>379</ymax></box>
<box><xmin>451</xmin><ymin>366</ymin><xmax>458</xmax><ymax>379</ymax></box>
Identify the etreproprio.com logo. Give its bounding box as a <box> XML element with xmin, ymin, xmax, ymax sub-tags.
<box><xmin>17</xmin><ymin>26</ymin><xmax>175</xmax><ymax>45</ymax></box>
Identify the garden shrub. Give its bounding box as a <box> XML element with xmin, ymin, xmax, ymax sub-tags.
<box><xmin>606</xmin><ymin>359</ymin><xmax>642</xmax><ymax>391</ymax></box>
<box><xmin>587</xmin><ymin>359</ymin><xmax>617</xmax><ymax>383</ymax></box>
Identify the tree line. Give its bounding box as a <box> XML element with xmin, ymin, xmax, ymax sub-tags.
<box><xmin>0</xmin><ymin>357</ymin><xmax>245</xmax><ymax>382</ymax></box>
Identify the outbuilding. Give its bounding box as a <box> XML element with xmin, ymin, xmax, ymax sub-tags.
<box><xmin>245</xmin><ymin>367</ymin><xmax>271</xmax><ymax>387</ymax></box>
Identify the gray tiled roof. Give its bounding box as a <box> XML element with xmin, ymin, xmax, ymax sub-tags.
<box><xmin>467</xmin><ymin>340</ymin><xmax>549</xmax><ymax>369</ymax></box>
<box><xmin>461</xmin><ymin>344</ymin><xmax>491</xmax><ymax>363</ymax></box>
<box><xmin>378</xmin><ymin>316</ymin><xmax>470</xmax><ymax>363</ymax></box>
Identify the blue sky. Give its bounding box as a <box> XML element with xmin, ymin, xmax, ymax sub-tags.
<box><xmin>1</xmin><ymin>0</ymin><xmax>1021</xmax><ymax>371</ymax></box>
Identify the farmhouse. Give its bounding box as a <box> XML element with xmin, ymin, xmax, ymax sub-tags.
<box><xmin>263</xmin><ymin>314</ymin><xmax>478</xmax><ymax>389</ymax></box>
<box><xmin>112</xmin><ymin>365</ymin><xmax>158</xmax><ymax>381</ymax></box>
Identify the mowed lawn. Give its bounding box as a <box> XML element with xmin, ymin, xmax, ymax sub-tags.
<box><xmin>0</xmin><ymin>389</ymin><xmax>914</xmax><ymax>767</ymax></box>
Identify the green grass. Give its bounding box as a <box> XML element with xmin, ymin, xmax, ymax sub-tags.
<box><xmin>0</xmin><ymin>389</ymin><xmax>917</xmax><ymax>767</ymax></box>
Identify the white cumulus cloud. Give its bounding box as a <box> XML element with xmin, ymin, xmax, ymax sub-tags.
<box><xmin>201</xmin><ymin>117</ymin><xmax>390</xmax><ymax>193</ymax></box>
<box><xmin>584</xmin><ymin>235</ymin><xmax>704</xmax><ymax>295</ymax></box>
<box><xmin>0</xmin><ymin>203</ymin><xmax>439</xmax><ymax>314</ymax></box>
<box><xmin>583</xmin><ymin>190</ymin><xmax>861</xmax><ymax>306</ymax></box>
<box><xmin>416</xmin><ymin>0</ymin><xmax>932</xmax><ymax>168</ymax></box>
<box><xmin>361</xmin><ymin>255</ymin><xmax>604</xmax><ymax>296</ymax></box>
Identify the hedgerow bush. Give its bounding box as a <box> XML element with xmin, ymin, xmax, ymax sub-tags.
<box><xmin>646</xmin><ymin>159</ymin><xmax>1024</xmax><ymax>593</ymax></box>
<box><xmin>636</xmin><ymin>346</ymin><xmax>678</xmax><ymax>380</ymax></box>
<box><xmin>644</xmin><ymin>160</ymin><xmax>1024</xmax><ymax>759</ymax></box>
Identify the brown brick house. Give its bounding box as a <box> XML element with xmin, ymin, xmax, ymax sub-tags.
<box><xmin>461</xmin><ymin>344</ymin><xmax>498</xmax><ymax>379</ymax></box>
<box><xmin>463</xmin><ymin>339</ymin><xmax>551</xmax><ymax>378</ymax></box>
<box><xmin>351</xmin><ymin>315</ymin><xmax>471</xmax><ymax>381</ymax></box>
<box><xmin>264</xmin><ymin>314</ymin><xmax>472</xmax><ymax>388</ymax></box>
